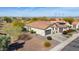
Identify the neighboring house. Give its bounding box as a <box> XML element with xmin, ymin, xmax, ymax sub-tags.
<box><xmin>72</xmin><ymin>21</ymin><xmax>79</xmax><ymax>29</ymax></box>
<box><xmin>24</xmin><ymin>21</ymin><xmax>69</xmax><ymax>36</ymax></box>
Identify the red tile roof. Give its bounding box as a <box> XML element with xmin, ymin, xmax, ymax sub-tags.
<box><xmin>72</xmin><ymin>21</ymin><xmax>79</xmax><ymax>25</ymax></box>
<box><xmin>51</xmin><ymin>22</ymin><xmax>67</xmax><ymax>28</ymax></box>
<box><xmin>26</xmin><ymin>21</ymin><xmax>51</xmax><ymax>29</ymax></box>
<box><xmin>26</xmin><ymin>21</ymin><xmax>68</xmax><ymax>29</ymax></box>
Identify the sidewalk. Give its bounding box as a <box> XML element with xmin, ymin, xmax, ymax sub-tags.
<box><xmin>50</xmin><ymin>33</ymin><xmax>79</xmax><ymax>51</ymax></box>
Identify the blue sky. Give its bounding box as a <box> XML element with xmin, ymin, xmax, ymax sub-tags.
<box><xmin>0</xmin><ymin>7</ymin><xmax>79</xmax><ymax>17</ymax></box>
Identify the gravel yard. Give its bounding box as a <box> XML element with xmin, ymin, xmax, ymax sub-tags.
<box><xmin>8</xmin><ymin>32</ymin><xmax>60</xmax><ymax>51</ymax></box>
<box><xmin>18</xmin><ymin>37</ymin><xmax>59</xmax><ymax>51</ymax></box>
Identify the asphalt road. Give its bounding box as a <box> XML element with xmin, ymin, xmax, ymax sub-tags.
<box><xmin>62</xmin><ymin>37</ymin><xmax>79</xmax><ymax>51</ymax></box>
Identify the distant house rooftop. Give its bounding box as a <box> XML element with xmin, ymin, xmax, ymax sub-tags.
<box><xmin>72</xmin><ymin>21</ymin><xmax>79</xmax><ymax>25</ymax></box>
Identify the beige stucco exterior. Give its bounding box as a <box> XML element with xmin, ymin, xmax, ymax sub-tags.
<box><xmin>24</xmin><ymin>25</ymin><xmax>68</xmax><ymax>36</ymax></box>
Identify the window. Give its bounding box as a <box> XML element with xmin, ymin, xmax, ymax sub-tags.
<box><xmin>45</xmin><ymin>29</ymin><xmax>51</xmax><ymax>35</ymax></box>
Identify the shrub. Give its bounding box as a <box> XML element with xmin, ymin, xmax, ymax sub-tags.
<box><xmin>30</xmin><ymin>30</ymin><xmax>36</xmax><ymax>34</ymax></box>
<box><xmin>72</xmin><ymin>29</ymin><xmax>76</xmax><ymax>32</ymax></box>
<box><xmin>47</xmin><ymin>36</ymin><xmax>52</xmax><ymax>40</ymax></box>
<box><xmin>44</xmin><ymin>41</ymin><xmax>51</xmax><ymax>47</ymax></box>
<box><xmin>67</xmin><ymin>29</ymin><xmax>76</xmax><ymax>33</ymax></box>
<box><xmin>63</xmin><ymin>31</ymin><xmax>68</xmax><ymax>35</ymax></box>
<box><xmin>63</xmin><ymin>29</ymin><xmax>76</xmax><ymax>35</ymax></box>
<box><xmin>0</xmin><ymin>35</ymin><xmax>11</xmax><ymax>51</ymax></box>
<box><xmin>3</xmin><ymin>17</ymin><xmax>12</xmax><ymax>23</ymax></box>
<box><xmin>22</xmin><ymin>27</ymin><xmax>28</xmax><ymax>32</ymax></box>
<box><xmin>12</xmin><ymin>20</ymin><xmax>25</xmax><ymax>28</ymax></box>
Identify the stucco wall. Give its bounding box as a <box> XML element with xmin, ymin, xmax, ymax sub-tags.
<box><xmin>30</xmin><ymin>27</ymin><xmax>45</xmax><ymax>36</ymax></box>
<box><xmin>76</xmin><ymin>23</ymin><xmax>79</xmax><ymax>29</ymax></box>
<box><xmin>24</xmin><ymin>26</ymin><xmax>53</xmax><ymax>36</ymax></box>
<box><xmin>24</xmin><ymin>26</ymin><xmax>69</xmax><ymax>36</ymax></box>
<box><xmin>63</xmin><ymin>28</ymin><xmax>69</xmax><ymax>31</ymax></box>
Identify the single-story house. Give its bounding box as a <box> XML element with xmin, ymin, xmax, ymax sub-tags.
<box><xmin>24</xmin><ymin>21</ymin><xmax>69</xmax><ymax>36</ymax></box>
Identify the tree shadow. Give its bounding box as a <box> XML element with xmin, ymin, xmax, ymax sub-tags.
<box><xmin>7</xmin><ymin>42</ymin><xmax>25</xmax><ymax>51</ymax></box>
<box><xmin>17</xmin><ymin>34</ymin><xmax>32</xmax><ymax>41</ymax></box>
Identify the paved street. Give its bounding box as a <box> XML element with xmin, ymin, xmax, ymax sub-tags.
<box><xmin>62</xmin><ymin>37</ymin><xmax>79</xmax><ymax>51</ymax></box>
<box><xmin>50</xmin><ymin>33</ymin><xmax>79</xmax><ymax>51</ymax></box>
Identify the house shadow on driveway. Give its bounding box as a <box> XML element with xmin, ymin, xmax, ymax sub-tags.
<box><xmin>7</xmin><ymin>42</ymin><xmax>25</xmax><ymax>51</ymax></box>
<box><xmin>7</xmin><ymin>33</ymin><xmax>32</xmax><ymax>51</ymax></box>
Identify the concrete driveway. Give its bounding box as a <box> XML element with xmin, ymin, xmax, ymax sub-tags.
<box><xmin>52</xmin><ymin>33</ymin><xmax>68</xmax><ymax>42</ymax></box>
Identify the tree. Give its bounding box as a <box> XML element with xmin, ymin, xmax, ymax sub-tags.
<box><xmin>63</xmin><ymin>17</ymin><xmax>74</xmax><ymax>24</ymax></box>
<box><xmin>29</xmin><ymin>17</ymin><xmax>38</xmax><ymax>23</ymax></box>
<box><xmin>3</xmin><ymin>24</ymin><xmax>22</xmax><ymax>42</ymax></box>
<box><xmin>29</xmin><ymin>17</ymin><xmax>48</xmax><ymax>23</ymax></box>
<box><xmin>0</xmin><ymin>35</ymin><xmax>11</xmax><ymax>51</ymax></box>
<box><xmin>22</xmin><ymin>17</ymin><xmax>27</xmax><ymax>20</ymax></box>
<box><xmin>3</xmin><ymin>17</ymin><xmax>12</xmax><ymax>23</ymax></box>
<box><xmin>13</xmin><ymin>17</ymin><xmax>17</xmax><ymax>20</ymax></box>
<box><xmin>38</xmin><ymin>17</ymin><xmax>48</xmax><ymax>21</ymax></box>
<box><xmin>12</xmin><ymin>20</ymin><xmax>25</xmax><ymax>28</ymax></box>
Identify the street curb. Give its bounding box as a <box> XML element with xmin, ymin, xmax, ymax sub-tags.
<box><xmin>50</xmin><ymin>33</ymin><xmax>79</xmax><ymax>51</ymax></box>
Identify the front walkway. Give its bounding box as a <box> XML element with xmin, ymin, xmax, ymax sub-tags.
<box><xmin>50</xmin><ymin>33</ymin><xmax>79</xmax><ymax>51</ymax></box>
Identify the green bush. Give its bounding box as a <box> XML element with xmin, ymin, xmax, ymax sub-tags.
<box><xmin>44</xmin><ymin>41</ymin><xmax>51</xmax><ymax>47</ymax></box>
<box><xmin>30</xmin><ymin>30</ymin><xmax>36</xmax><ymax>34</ymax></box>
<box><xmin>47</xmin><ymin>36</ymin><xmax>52</xmax><ymax>40</ymax></box>
<box><xmin>63</xmin><ymin>31</ymin><xmax>68</xmax><ymax>35</ymax></box>
<box><xmin>12</xmin><ymin>20</ymin><xmax>25</xmax><ymax>28</ymax></box>
<box><xmin>63</xmin><ymin>29</ymin><xmax>76</xmax><ymax>35</ymax></box>
<box><xmin>72</xmin><ymin>29</ymin><xmax>76</xmax><ymax>32</ymax></box>
<box><xmin>3</xmin><ymin>17</ymin><xmax>12</xmax><ymax>23</ymax></box>
<box><xmin>22</xmin><ymin>27</ymin><xmax>28</xmax><ymax>32</ymax></box>
<box><xmin>0</xmin><ymin>35</ymin><xmax>11</xmax><ymax>51</ymax></box>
